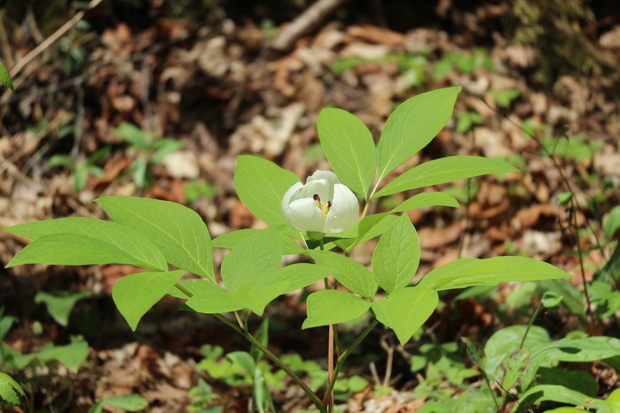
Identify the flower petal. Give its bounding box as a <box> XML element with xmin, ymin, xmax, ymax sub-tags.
<box><xmin>325</xmin><ymin>184</ymin><xmax>359</xmax><ymax>232</ymax></box>
<box><xmin>285</xmin><ymin>198</ymin><xmax>327</xmax><ymax>232</ymax></box>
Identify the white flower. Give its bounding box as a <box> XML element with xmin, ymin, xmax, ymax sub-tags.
<box><xmin>282</xmin><ymin>171</ymin><xmax>359</xmax><ymax>233</ymax></box>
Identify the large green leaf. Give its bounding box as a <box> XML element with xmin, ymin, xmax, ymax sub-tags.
<box><xmin>5</xmin><ymin>217</ymin><xmax>167</xmax><ymax>271</ymax></box>
<box><xmin>220</xmin><ymin>228</ymin><xmax>282</xmax><ymax>292</ymax></box>
<box><xmin>234</xmin><ymin>155</ymin><xmax>300</xmax><ymax>228</ymax></box>
<box><xmin>183</xmin><ymin>282</ymin><xmax>288</xmax><ymax>316</ymax></box>
<box><xmin>495</xmin><ymin>349</ymin><xmax>530</xmax><ymax>390</ymax></box>
<box><xmin>376</xmin><ymin>87</ymin><xmax>461</xmax><ymax>184</ymax></box>
<box><xmin>371</xmin><ymin>287</ymin><xmax>438</xmax><ymax>345</ymax></box>
<box><xmin>510</xmin><ymin>385</ymin><xmax>607</xmax><ymax>413</ymax></box>
<box><xmin>337</xmin><ymin>213</ymin><xmax>399</xmax><ymax>253</ymax></box>
<box><xmin>96</xmin><ymin>196</ymin><xmax>214</xmax><ymax>280</ymax></box>
<box><xmin>6</xmin><ymin>233</ymin><xmax>166</xmax><ymax>271</ymax></box>
<box><xmin>0</xmin><ymin>372</ymin><xmax>25</xmax><ymax>405</ymax></box>
<box><xmin>374</xmin><ymin>156</ymin><xmax>518</xmax><ymax>199</ymax></box>
<box><xmin>302</xmin><ymin>290</ymin><xmax>371</xmax><ymax>329</ymax></box>
<box><xmin>113</xmin><ymin>270</ymin><xmax>185</xmax><ymax>331</ymax></box>
<box><xmin>391</xmin><ymin>192</ymin><xmax>460</xmax><ymax>212</ymax></box>
<box><xmin>309</xmin><ymin>250</ymin><xmax>378</xmax><ymax>299</ymax></box>
<box><xmin>417</xmin><ymin>256</ymin><xmax>573</xmax><ymax>291</ymax></box>
<box><xmin>484</xmin><ymin>325</ymin><xmax>550</xmax><ymax>380</ymax></box>
<box><xmin>213</xmin><ymin>227</ymin><xmax>304</xmax><ymax>255</ymax></box>
<box><xmin>317</xmin><ymin>108</ymin><xmax>376</xmax><ymax>199</ymax></box>
<box><xmin>522</xmin><ymin>336</ymin><xmax>620</xmax><ymax>390</ymax></box>
<box><xmin>257</xmin><ymin>263</ymin><xmax>339</xmax><ymax>293</ymax></box>
<box><xmin>372</xmin><ymin>213</ymin><xmax>420</xmax><ymax>293</ymax></box>
<box><xmin>183</xmin><ymin>284</ymin><xmax>243</xmax><ymax>314</ymax></box>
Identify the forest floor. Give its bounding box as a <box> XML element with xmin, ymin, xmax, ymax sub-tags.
<box><xmin>1</xmin><ymin>1</ymin><xmax>620</xmax><ymax>412</ymax></box>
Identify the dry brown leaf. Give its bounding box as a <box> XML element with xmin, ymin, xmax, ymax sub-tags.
<box><xmin>346</xmin><ymin>24</ymin><xmax>407</xmax><ymax>47</ymax></box>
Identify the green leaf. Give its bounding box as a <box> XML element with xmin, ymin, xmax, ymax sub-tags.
<box><xmin>258</xmin><ymin>263</ymin><xmax>339</xmax><ymax>293</ymax></box>
<box><xmin>522</xmin><ymin>336</ymin><xmax>620</xmax><ymax>390</ymax></box>
<box><xmin>484</xmin><ymin>325</ymin><xmax>551</xmax><ymax>379</ymax></box>
<box><xmin>0</xmin><ymin>60</ymin><xmax>14</xmax><ymax>92</ymax></box>
<box><xmin>338</xmin><ymin>213</ymin><xmax>399</xmax><ymax>253</ymax></box>
<box><xmin>227</xmin><ymin>351</ymin><xmax>256</xmax><ymax>373</ymax></box>
<box><xmin>391</xmin><ymin>192</ymin><xmax>460</xmax><ymax>212</ymax></box>
<box><xmin>226</xmin><ymin>287</ymin><xmax>288</xmax><ymax>316</ymax></box>
<box><xmin>112</xmin><ymin>122</ymin><xmax>154</xmax><ymax>149</ymax></box>
<box><xmin>374</xmin><ymin>156</ymin><xmax>518</xmax><ymax>198</ymax></box>
<box><xmin>234</xmin><ymin>155</ymin><xmax>300</xmax><ymax>227</ymax></box>
<box><xmin>48</xmin><ymin>155</ymin><xmax>75</xmax><ymax>168</ymax></box>
<box><xmin>184</xmin><ymin>286</ymin><xmax>243</xmax><ymax>314</ymax></box>
<box><xmin>538</xmin><ymin>367</ymin><xmax>597</xmax><ymax>397</ymax></box>
<box><xmin>95</xmin><ymin>196</ymin><xmax>214</xmax><ymax>280</ymax></box>
<box><xmin>608</xmin><ymin>388</ymin><xmax>620</xmax><ymax>413</ymax></box>
<box><xmin>0</xmin><ymin>372</ymin><xmax>24</xmax><ymax>405</ymax></box>
<box><xmin>101</xmin><ymin>394</ymin><xmax>148</xmax><ymax>411</ymax></box>
<box><xmin>510</xmin><ymin>385</ymin><xmax>607</xmax><ymax>413</ymax></box>
<box><xmin>461</xmin><ymin>337</ymin><xmax>486</xmax><ymax>369</ymax></box>
<box><xmin>251</xmin><ymin>319</ymin><xmax>269</xmax><ymax>363</ymax></box>
<box><xmin>541</xmin><ymin>408</ymin><xmax>588</xmax><ymax>413</ymax></box>
<box><xmin>495</xmin><ymin>349</ymin><xmax>529</xmax><ymax>390</ymax></box>
<box><xmin>213</xmin><ymin>228</ymin><xmax>304</xmax><ymax>255</ymax></box>
<box><xmin>302</xmin><ymin>290</ymin><xmax>371</xmax><ymax>329</ymax></box>
<box><xmin>309</xmin><ymin>250</ymin><xmax>378</xmax><ymax>299</ymax></box>
<box><xmin>113</xmin><ymin>270</ymin><xmax>185</xmax><ymax>331</ymax></box>
<box><xmin>371</xmin><ymin>287</ymin><xmax>438</xmax><ymax>345</ymax></box>
<box><xmin>604</xmin><ymin>205</ymin><xmax>620</xmax><ymax>239</ymax></box>
<box><xmin>168</xmin><ymin>278</ymin><xmax>219</xmax><ymax>298</ymax></box>
<box><xmin>6</xmin><ymin>233</ymin><xmax>166</xmax><ymax>271</ymax></box>
<box><xmin>34</xmin><ymin>290</ymin><xmax>90</xmax><ymax>327</ymax></box>
<box><xmin>317</xmin><ymin>108</ymin><xmax>376</xmax><ymax>199</ymax></box>
<box><xmin>376</xmin><ymin>87</ymin><xmax>461</xmax><ymax>184</ymax></box>
<box><xmin>11</xmin><ymin>338</ymin><xmax>89</xmax><ymax>372</ymax></box>
<box><xmin>541</xmin><ymin>291</ymin><xmax>563</xmax><ymax>308</ymax></box>
<box><xmin>5</xmin><ymin>217</ymin><xmax>167</xmax><ymax>271</ymax></box>
<box><xmin>372</xmin><ymin>213</ymin><xmax>420</xmax><ymax>293</ymax></box>
<box><xmin>417</xmin><ymin>256</ymin><xmax>573</xmax><ymax>291</ymax></box>
<box><xmin>220</xmin><ymin>228</ymin><xmax>282</xmax><ymax>292</ymax></box>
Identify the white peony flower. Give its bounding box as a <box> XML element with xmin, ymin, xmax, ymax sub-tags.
<box><xmin>282</xmin><ymin>171</ymin><xmax>359</xmax><ymax>234</ymax></box>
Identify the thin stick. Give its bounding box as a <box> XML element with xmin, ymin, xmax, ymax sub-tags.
<box><xmin>10</xmin><ymin>0</ymin><xmax>104</xmax><ymax>78</ymax></box>
<box><xmin>270</xmin><ymin>0</ymin><xmax>351</xmax><ymax>52</ymax></box>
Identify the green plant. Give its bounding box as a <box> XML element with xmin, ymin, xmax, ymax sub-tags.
<box><xmin>433</xmin><ymin>48</ymin><xmax>494</xmax><ymax>78</ymax></box>
<box><xmin>540</xmin><ymin>133</ymin><xmax>604</xmax><ymax>163</ymax></box>
<box><xmin>112</xmin><ymin>122</ymin><xmax>184</xmax><ymax>189</ymax></box>
<box><xmin>4</xmin><ymin>87</ymin><xmax>575</xmax><ymax>412</ymax></box>
<box><xmin>330</xmin><ymin>53</ymin><xmax>428</xmax><ymax>89</ymax></box>
<box><xmin>489</xmin><ymin>89</ymin><xmax>521</xmax><ymax>108</ymax></box>
<box><xmin>0</xmin><ymin>59</ymin><xmax>14</xmax><ymax>92</ymax></box>
<box><xmin>48</xmin><ymin>146</ymin><xmax>110</xmax><ymax>192</ymax></box>
<box><xmin>88</xmin><ymin>394</ymin><xmax>148</xmax><ymax>413</ymax></box>
<box><xmin>455</xmin><ymin>110</ymin><xmax>485</xmax><ymax>134</ymax></box>
<box><xmin>185</xmin><ymin>180</ymin><xmax>218</xmax><ymax>203</ymax></box>
<box><xmin>187</xmin><ymin>378</ymin><xmax>222</xmax><ymax>413</ymax></box>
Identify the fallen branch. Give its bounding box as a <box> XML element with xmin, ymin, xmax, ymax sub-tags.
<box><xmin>9</xmin><ymin>0</ymin><xmax>104</xmax><ymax>78</ymax></box>
<box><xmin>270</xmin><ymin>0</ymin><xmax>351</xmax><ymax>52</ymax></box>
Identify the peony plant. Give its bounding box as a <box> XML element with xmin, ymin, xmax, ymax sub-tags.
<box><xmin>4</xmin><ymin>87</ymin><xmax>574</xmax><ymax>413</ymax></box>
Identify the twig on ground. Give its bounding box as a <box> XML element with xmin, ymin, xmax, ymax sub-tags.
<box><xmin>9</xmin><ymin>0</ymin><xmax>104</xmax><ymax>78</ymax></box>
<box><xmin>270</xmin><ymin>0</ymin><xmax>352</xmax><ymax>52</ymax></box>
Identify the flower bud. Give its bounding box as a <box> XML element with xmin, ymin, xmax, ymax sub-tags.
<box><xmin>281</xmin><ymin>171</ymin><xmax>359</xmax><ymax>233</ymax></box>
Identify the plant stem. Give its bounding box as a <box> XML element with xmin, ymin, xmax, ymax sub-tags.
<box><xmin>569</xmin><ymin>196</ymin><xmax>597</xmax><ymax>332</ymax></box>
<box><xmin>318</xmin><ymin>237</ymin><xmax>335</xmax><ymax>412</ymax></box>
<box><xmin>174</xmin><ymin>283</ymin><xmax>326</xmax><ymax>412</ymax></box>
<box><xmin>519</xmin><ymin>300</ymin><xmax>542</xmax><ymax>350</ymax></box>
<box><xmin>324</xmin><ymin>319</ymin><xmax>379</xmax><ymax>406</ymax></box>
